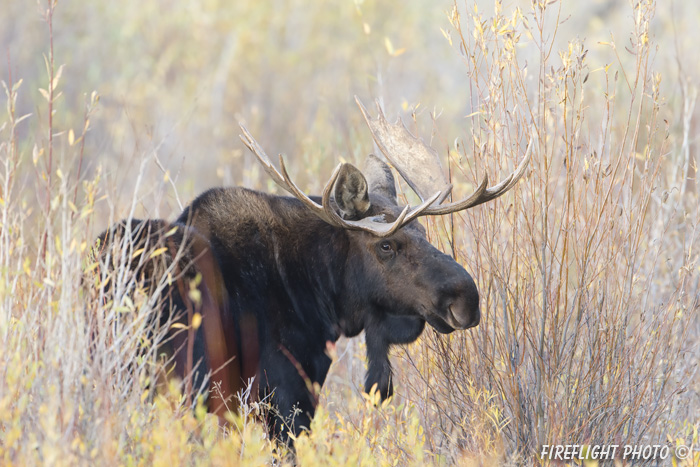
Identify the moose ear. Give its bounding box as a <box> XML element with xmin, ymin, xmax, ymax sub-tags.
<box><xmin>364</xmin><ymin>154</ymin><xmax>397</xmax><ymax>205</ymax></box>
<box><xmin>334</xmin><ymin>163</ymin><xmax>371</xmax><ymax>219</ymax></box>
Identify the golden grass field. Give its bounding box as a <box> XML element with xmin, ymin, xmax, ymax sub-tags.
<box><xmin>1</xmin><ymin>0</ymin><xmax>699</xmax><ymax>465</ymax></box>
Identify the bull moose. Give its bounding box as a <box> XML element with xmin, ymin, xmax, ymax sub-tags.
<box><xmin>96</xmin><ymin>98</ymin><xmax>531</xmax><ymax>443</ymax></box>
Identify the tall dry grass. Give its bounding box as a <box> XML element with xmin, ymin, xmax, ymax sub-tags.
<box><xmin>0</xmin><ymin>0</ymin><xmax>698</xmax><ymax>466</ymax></box>
<box><xmin>398</xmin><ymin>0</ymin><xmax>699</xmax><ymax>464</ymax></box>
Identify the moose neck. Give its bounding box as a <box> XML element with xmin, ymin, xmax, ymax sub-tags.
<box><xmin>264</xmin><ymin>198</ymin><xmax>353</xmax><ymax>340</ymax></box>
<box><xmin>280</xmin><ymin>196</ymin><xmax>376</xmax><ymax>339</ymax></box>
<box><xmin>179</xmin><ymin>187</ymin><xmax>365</xmax><ymax>344</ymax></box>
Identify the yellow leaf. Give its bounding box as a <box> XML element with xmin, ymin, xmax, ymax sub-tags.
<box><xmin>132</xmin><ymin>248</ymin><xmax>145</xmax><ymax>259</ymax></box>
<box><xmin>32</xmin><ymin>145</ymin><xmax>43</xmax><ymax>166</ymax></box>
<box><xmin>384</xmin><ymin>37</ymin><xmax>405</xmax><ymax>57</ymax></box>
<box><xmin>149</xmin><ymin>247</ymin><xmax>168</xmax><ymax>258</ymax></box>
<box><xmin>80</xmin><ymin>208</ymin><xmax>94</xmax><ymax>219</ymax></box>
<box><xmin>52</xmin><ymin>64</ymin><xmax>65</xmax><ymax>91</ymax></box>
<box><xmin>188</xmin><ymin>288</ymin><xmax>202</xmax><ymax>305</ymax></box>
<box><xmin>384</xmin><ymin>37</ymin><xmax>394</xmax><ymax>55</ymax></box>
<box><xmin>191</xmin><ymin>312</ymin><xmax>202</xmax><ymax>330</ymax></box>
<box><xmin>68</xmin><ymin>129</ymin><xmax>75</xmax><ymax>146</ymax></box>
<box><xmin>99</xmin><ymin>276</ymin><xmax>111</xmax><ymax>289</ymax></box>
<box><xmin>55</xmin><ymin>235</ymin><xmax>62</xmax><ymax>255</ymax></box>
<box><xmin>440</xmin><ymin>27</ymin><xmax>452</xmax><ymax>46</ymax></box>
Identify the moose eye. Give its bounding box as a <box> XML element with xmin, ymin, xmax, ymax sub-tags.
<box><xmin>380</xmin><ymin>241</ymin><xmax>393</xmax><ymax>252</ymax></box>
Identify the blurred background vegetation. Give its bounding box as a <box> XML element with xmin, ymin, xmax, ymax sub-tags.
<box><xmin>3</xmin><ymin>0</ymin><xmax>465</xmax><ymax>219</ymax></box>
<box><xmin>1</xmin><ymin>0</ymin><xmax>699</xmax><ymax>465</ymax></box>
<box><xmin>3</xmin><ymin>0</ymin><xmax>698</xmax><ymax>217</ymax></box>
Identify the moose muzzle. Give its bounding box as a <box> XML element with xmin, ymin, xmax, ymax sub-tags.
<box><xmin>435</xmin><ymin>271</ymin><xmax>480</xmax><ymax>331</ymax></box>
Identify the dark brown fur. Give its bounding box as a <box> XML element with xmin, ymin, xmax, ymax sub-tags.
<box><xmin>96</xmin><ymin>157</ymin><xmax>480</xmax><ymax>443</ymax></box>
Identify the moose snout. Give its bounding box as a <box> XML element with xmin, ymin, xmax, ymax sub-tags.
<box><xmin>441</xmin><ymin>278</ymin><xmax>480</xmax><ymax>330</ymax></box>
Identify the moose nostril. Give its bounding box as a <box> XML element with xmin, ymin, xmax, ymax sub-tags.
<box><xmin>447</xmin><ymin>300</ymin><xmax>472</xmax><ymax>329</ymax></box>
<box><xmin>445</xmin><ymin>284</ymin><xmax>480</xmax><ymax>329</ymax></box>
<box><xmin>447</xmin><ymin>303</ymin><xmax>469</xmax><ymax>328</ymax></box>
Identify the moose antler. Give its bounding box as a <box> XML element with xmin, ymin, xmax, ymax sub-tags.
<box><xmin>356</xmin><ymin>97</ymin><xmax>453</xmax><ymax>205</ymax></box>
<box><xmin>355</xmin><ymin>97</ymin><xmax>532</xmax><ymax>216</ymax></box>
<box><xmin>239</xmin><ymin>124</ymin><xmax>442</xmax><ymax>237</ymax></box>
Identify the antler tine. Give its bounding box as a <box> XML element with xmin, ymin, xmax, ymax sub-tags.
<box><xmin>398</xmin><ymin>191</ymin><xmax>443</xmax><ymax>225</ymax></box>
<box><xmin>240</xmin><ymin>123</ymin><xmax>343</xmax><ymax>227</ymax></box>
<box><xmin>422</xmin><ymin>137</ymin><xmax>533</xmax><ymax>216</ymax></box>
<box><xmin>239</xmin><ymin>124</ymin><xmax>288</xmax><ymax>189</ymax></box>
<box><xmin>329</xmin><ymin>191</ymin><xmax>442</xmax><ymax>237</ymax></box>
<box><xmin>276</xmin><ymin>154</ymin><xmax>345</xmax><ymax>227</ymax></box>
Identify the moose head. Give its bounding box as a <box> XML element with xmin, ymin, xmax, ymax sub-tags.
<box><xmin>239</xmin><ymin>97</ymin><xmax>530</xmax><ymax>338</ymax></box>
